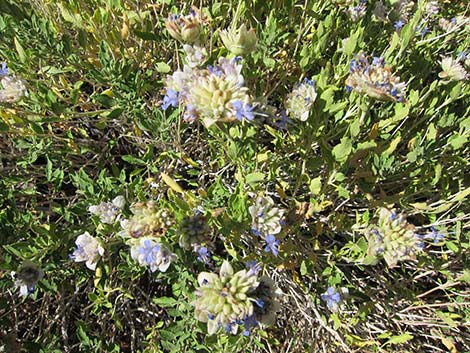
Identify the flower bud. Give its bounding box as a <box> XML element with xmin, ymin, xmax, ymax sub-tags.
<box><xmin>220</xmin><ymin>24</ymin><xmax>257</xmax><ymax>56</ymax></box>
<box><xmin>165</xmin><ymin>7</ymin><xmax>203</xmax><ymax>44</ymax></box>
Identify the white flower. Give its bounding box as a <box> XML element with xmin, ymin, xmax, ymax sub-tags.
<box><xmin>88</xmin><ymin>196</ymin><xmax>125</xmax><ymax>224</ymax></box>
<box><xmin>129</xmin><ymin>237</ymin><xmax>177</xmax><ymax>272</ymax></box>
<box><xmin>70</xmin><ymin>232</ymin><xmax>104</xmax><ymax>270</ymax></box>
<box><xmin>0</xmin><ymin>76</ymin><xmax>26</xmax><ymax>103</ymax></box>
<box><xmin>183</xmin><ymin>44</ymin><xmax>207</xmax><ymax>68</ymax></box>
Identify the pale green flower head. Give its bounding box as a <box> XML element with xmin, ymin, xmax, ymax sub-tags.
<box><xmin>185</xmin><ymin>57</ymin><xmax>251</xmax><ymax>127</ymax></box>
<box><xmin>88</xmin><ymin>195</ymin><xmax>125</xmax><ymax>224</ymax></box>
<box><xmin>366</xmin><ymin>208</ymin><xmax>421</xmax><ymax>268</ymax></box>
<box><xmin>183</xmin><ymin>44</ymin><xmax>208</xmax><ymax>68</ymax></box>
<box><xmin>220</xmin><ymin>24</ymin><xmax>257</xmax><ymax>56</ymax></box>
<box><xmin>119</xmin><ymin>201</ymin><xmax>173</xmax><ymax>239</ymax></box>
<box><xmin>285</xmin><ymin>78</ymin><xmax>317</xmax><ymax>121</ymax></box>
<box><xmin>439</xmin><ymin>57</ymin><xmax>468</xmax><ymax>82</ymax></box>
<box><xmin>249</xmin><ymin>195</ymin><xmax>285</xmax><ymax>237</ymax></box>
<box><xmin>193</xmin><ymin>261</ymin><xmax>259</xmax><ymax>335</ymax></box>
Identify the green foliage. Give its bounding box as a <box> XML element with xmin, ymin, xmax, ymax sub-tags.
<box><xmin>1</xmin><ymin>0</ymin><xmax>470</xmax><ymax>352</ymax></box>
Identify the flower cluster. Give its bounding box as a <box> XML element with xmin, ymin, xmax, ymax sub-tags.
<box><xmin>365</xmin><ymin>208</ymin><xmax>422</xmax><ymax>268</ymax></box>
<box><xmin>285</xmin><ymin>78</ymin><xmax>317</xmax><ymax>121</ymax></box>
<box><xmin>249</xmin><ymin>196</ymin><xmax>285</xmax><ymax>256</ymax></box>
<box><xmin>165</xmin><ymin>7</ymin><xmax>203</xmax><ymax>44</ymax></box>
<box><xmin>118</xmin><ymin>201</ymin><xmax>176</xmax><ymax>272</ymax></box>
<box><xmin>88</xmin><ymin>195</ymin><xmax>125</xmax><ymax>224</ymax></box>
<box><xmin>70</xmin><ymin>232</ymin><xmax>105</xmax><ymax>270</ymax></box>
<box><xmin>119</xmin><ymin>201</ymin><xmax>173</xmax><ymax>239</ymax></box>
<box><xmin>11</xmin><ymin>261</ymin><xmax>44</xmax><ymax>297</ymax></box>
<box><xmin>162</xmin><ymin>56</ymin><xmax>255</xmax><ymax>127</ymax></box>
<box><xmin>347</xmin><ymin>0</ymin><xmax>367</xmax><ymax>22</ymax></box>
<box><xmin>346</xmin><ymin>54</ymin><xmax>407</xmax><ymax>102</ymax></box>
<box><xmin>192</xmin><ymin>261</ymin><xmax>280</xmax><ymax>335</ymax></box>
<box><xmin>178</xmin><ymin>213</ymin><xmax>211</xmax><ymax>250</ymax></box>
<box><xmin>0</xmin><ymin>62</ymin><xmax>27</xmax><ymax>103</ymax></box>
<box><xmin>129</xmin><ymin>237</ymin><xmax>176</xmax><ymax>273</ymax></box>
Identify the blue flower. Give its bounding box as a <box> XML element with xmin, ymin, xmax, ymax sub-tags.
<box><xmin>394</xmin><ymin>20</ymin><xmax>405</xmax><ymax>30</ymax></box>
<box><xmin>372</xmin><ymin>56</ymin><xmax>384</xmax><ymax>67</ymax></box>
<box><xmin>264</xmin><ymin>234</ymin><xmax>279</xmax><ymax>256</ymax></box>
<box><xmin>231</xmin><ymin>100</ymin><xmax>255</xmax><ymax>121</ymax></box>
<box><xmin>241</xmin><ymin>314</ymin><xmax>259</xmax><ymax>336</ymax></box>
<box><xmin>246</xmin><ymin>261</ymin><xmax>261</xmax><ymax>276</ymax></box>
<box><xmin>254</xmin><ymin>298</ymin><xmax>264</xmax><ymax>308</ymax></box>
<box><xmin>162</xmin><ymin>88</ymin><xmax>180</xmax><ymax>110</ymax></box>
<box><xmin>321</xmin><ymin>287</ymin><xmax>342</xmax><ymax>310</ymax></box>
<box><xmin>0</xmin><ymin>62</ymin><xmax>8</xmax><ymax>77</ymax></box>
<box><xmin>138</xmin><ymin>239</ymin><xmax>161</xmax><ymax>265</ymax></box>
<box><xmin>423</xmin><ymin>227</ymin><xmax>444</xmax><ymax>244</ymax></box>
<box><xmin>197</xmin><ymin>246</ymin><xmax>211</xmax><ymax>263</ymax></box>
<box><xmin>207</xmin><ymin>65</ymin><xmax>223</xmax><ymax>76</ymax></box>
<box><xmin>252</xmin><ymin>228</ymin><xmax>261</xmax><ymax>237</ymax></box>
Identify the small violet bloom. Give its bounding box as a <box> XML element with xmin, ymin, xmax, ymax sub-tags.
<box><xmin>196</xmin><ymin>246</ymin><xmax>211</xmax><ymax>264</ymax></box>
<box><xmin>162</xmin><ymin>88</ymin><xmax>180</xmax><ymax>110</ymax></box>
<box><xmin>321</xmin><ymin>286</ymin><xmax>347</xmax><ymax>311</ymax></box>
<box><xmin>264</xmin><ymin>234</ymin><xmax>279</xmax><ymax>256</ymax></box>
<box><xmin>130</xmin><ymin>237</ymin><xmax>176</xmax><ymax>272</ymax></box>
<box><xmin>0</xmin><ymin>62</ymin><xmax>8</xmax><ymax>77</ymax></box>
<box><xmin>139</xmin><ymin>239</ymin><xmax>161</xmax><ymax>265</ymax></box>
<box><xmin>231</xmin><ymin>100</ymin><xmax>255</xmax><ymax>121</ymax></box>
<box><xmin>394</xmin><ymin>20</ymin><xmax>405</xmax><ymax>30</ymax></box>
<box><xmin>423</xmin><ymin>227</ymin><xmax>444</xmax><ymax>244</ymax></box>
<box><xmin>242</xmin><ymin>314</ymin><xmax>259</xmax><ymax>336</ymax></box>
<box><xmin>246</xmin><ymin>261</ymin><xmax>262</xmax><ymax>276</ymax></box>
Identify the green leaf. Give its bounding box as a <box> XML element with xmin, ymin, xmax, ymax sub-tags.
<box><xmin>14</xmin><ymin>37</ymin><xmax>27</xmax><ymax>63</ymax></box>
<box><xmin>46</xmin><ymin>157</ymin><xmax>53</xmax><ymax>181</ymax></box>
<box><xmin>309</xmin><ymin>176</ymin><xmax>322</xmax><ymax>195</ymax></box>
<box><xmin>121</xmin><ymin>155</ymin><xmax>146</xmax><ymax>165</ymax></box>
<box><xmin>383</xmin><ymin>333</ymin><xmax>413</xmax><ymax>346</ymax></box>
<box><xmin>332</xmin><ymin>137</ymin><xmax>352</xmax><ymax>163</ymax></box>
<box><xmin>448</xmin><ymin>133</ymin><xmax>467</xmax><ymax>150</ymax></box>
<box><xmin>245</xmin><ymin>172</ymin><xmax>265</xmax><ymax>186</ymax></box>
<box><xmin>156</xmin><ymin>62</ymin><xmax>171</xmax><ymax>73</ymax></box>
<box><xmin>153</xmin><ymin>296</ymin><xmax>177</xmax><ymax>307</ymax></box>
